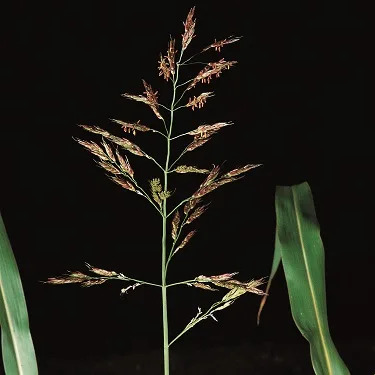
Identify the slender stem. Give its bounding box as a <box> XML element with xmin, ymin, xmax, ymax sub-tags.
<box><xmin>161</xmin><ymin>129</ymin><xmax>170</xmax><ymax>375</ymax></box>
<box><xmin>143</xmin><ymin>153</ymin><xmax>165</xmax><ymax>172</ymax></box>
<box><xmin>160</xmin><ymin>48</ymin><xmax>185</xmax><ymax>375</ymax></box>
<box><xmin>167</xmin><ymin>279</ymin><xmax>196</xmax><ymax>288</ymax></box>
<box><xmin>117</xmin><ymin>274</ymin><xmax>161</xmax><ymax>288</ymax></box>
<box><xmin>168</xmin><ymin>148</ymin><xmax>188</xmax><ymax>171</ymax></box>
<box><xmin>167</xmin><ymin>197</ymin><xmax>191</xmax><ymax>218</ymax></box>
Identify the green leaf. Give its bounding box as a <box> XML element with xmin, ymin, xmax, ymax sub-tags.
<box><xmin>275</xmin><ymin>182</ymin><xmax>350</xmax><ymax>375</ymax></box>
<box><xmin>0</xmin><ymin>213</ymin><xmax>38</xmax><ymax>374</ymax></box>
<box><xmin>256</xmin><ymin>231</ymin><xmax>281</xmax><ymax>325</ymax></box>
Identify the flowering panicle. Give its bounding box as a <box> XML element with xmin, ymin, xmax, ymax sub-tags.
<box><xmin>186</xmin><ymin>92</ymin><xmax>214</xmax><ymax>110</ymax></box>
<box><xmin>187</xmin><ymin>59</ymin><xmax>237</xmax><ymax>90</ymax></box>
<box><xmin>202</xmin><ymin>36</ymin><xmax>242</xmax><ymax>52</ymax></box>
<box><xmin>50</xmin><ymin>7</ymin><xmax>266</xmax><ymax>353</ymax></box>
<box><xmin>182</xmin><ymin>7</ymin><xmax>196</xmax><ymax>50</ymax></box>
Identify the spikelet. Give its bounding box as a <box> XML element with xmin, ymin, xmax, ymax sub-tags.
<box><xmin>115</xmin><ymin>148</ymin><xmax>134</xmax><ymax>178</ymax></box>
<box><xmin>202</xmin><ymin>36</ymin><xmax>242</xmax><ymax>52</ymax></box>
<box><xmin>110</xmin><ymin>176</ymin><xmax>136</xmax><ymax>192</ymax></box>
<box><xmin>174</xmin><ymin>165</ymin><xmax>209</xmax><ymax>174</ymax></box>
<box><xmin>186</xmin><ymin>137</ymin><xmax>211</xmax><ymax>152</ymax></box>
<box><xmin>191</xmin><ymin>283</ymin><xmax>218</xmax><ymax>291</ymax></box>
<box><xmin>221</xmin><ymin>164</ymin><xmax>262</xmax><ymax>178</ymax></box>
<box><xmin>150</xmin><ymin>178</ymin><xmax>162</xmax><ymax>206</ymax></box>
<box><xmin>187</xmin><ymin>59</ymin><xmax>237</xmax><ymax>90</ymax></box>
<box><xmin>75</xmin><ymin>139</ymin><xmax>108</xmax><ymax>161</ymax></box>
<box><xmin>186</xmin><ymin>92</ymin><xmax>214</xmax><ymax>111</ymax></box>
<box><xmin>111</xmin><ymin>119</ymin><xmax>153</xmax><ymax>134</ymax></box>
<box><xmin>171</xmin><ymin>210</ymin><xmax>180</xmax><ymax>240</ymax></box>
<box><xmin>186</xmin><ymin>203</ymin><xmax>210</xmax><ymax>225</ymax></box>
<box><xmin>182</xmin><ymin>7</ymin><xmax>196</xmax><ymax>50</ymax></box>
<box><xmin>174</xmin><ymin>230</ymin><xmax>196</xmax><ymax>254</ymax></box>
<box><xmin>85</xmin><ymin>263</ymin><xmax>118</xmax><ymax>277</ymax></box>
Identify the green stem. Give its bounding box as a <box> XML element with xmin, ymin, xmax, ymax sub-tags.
<box><xmin>161</xmin><ymin>49</ymin><xmax>184</xmax><ymax>375</ymax></box>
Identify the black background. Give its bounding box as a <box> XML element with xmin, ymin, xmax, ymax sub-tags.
<box><xmin>2</xmin><ymin>1</ymin><xmax>373</xmax><ymax>374</ymax></box>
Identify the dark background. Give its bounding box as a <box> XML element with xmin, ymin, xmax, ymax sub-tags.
<box><xmin>2</xmin><ymin>1</ymin><xmax>373</xmax><ymax>374</ymax></box>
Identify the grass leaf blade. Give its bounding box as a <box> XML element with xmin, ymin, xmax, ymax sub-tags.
<box><xmin>256</xmin><ymin>232</ymin><xmax>281</xmax><ymax>325</ymax></box>
<box><xmin>275</xmin><ymin>182</ymin><xmax>350</xmax><ymax>375</ymax></box>
<box><xmin>0</xmin><ymin>213</ymin><xmax>38</xmax><ymax>374</ymax></box>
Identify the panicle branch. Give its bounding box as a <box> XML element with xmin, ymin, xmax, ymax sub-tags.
<box><xmin>110</xmin><ymin>118</ymin><xmax>154</xmax><ymax>135</ymax></box>
<box><xmin>187</xmin><ymin>59</ymin><xmax>237</xmax><ymax>90</ymax></box>
<box><xmin>78</xmin><ymin>125</ymin><xmax>144</xmax><ymax>157</ymax></box>
<box><xmin>202</xmin><ymin>36</ymin><xmax>242</xmax><ymax>52</ymax></box>
<box><xmin>122</xmin><ymin>80</ymin><xmax>163</xmax><ymax>120</ymax></box>
<box><xmin>186</xmin><ymin>92</ymin><xmax>214</xmax><ymax>110</ymax></box>
<box><xmin>173</xmin><ymin>165</ymin><xmax>210</xmax><ymax>174</ymax></box>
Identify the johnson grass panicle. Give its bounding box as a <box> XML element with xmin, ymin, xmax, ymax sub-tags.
<box><xmin>44</xmin><ymin>7</ymin><xmax>264</xmax><ymax>375</ymax></box>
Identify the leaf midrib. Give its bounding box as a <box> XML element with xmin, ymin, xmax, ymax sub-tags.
<box><xmin>292</xmin><ymin>188</ymin><xmax>332</xmax><ymax>375</ymax></box>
